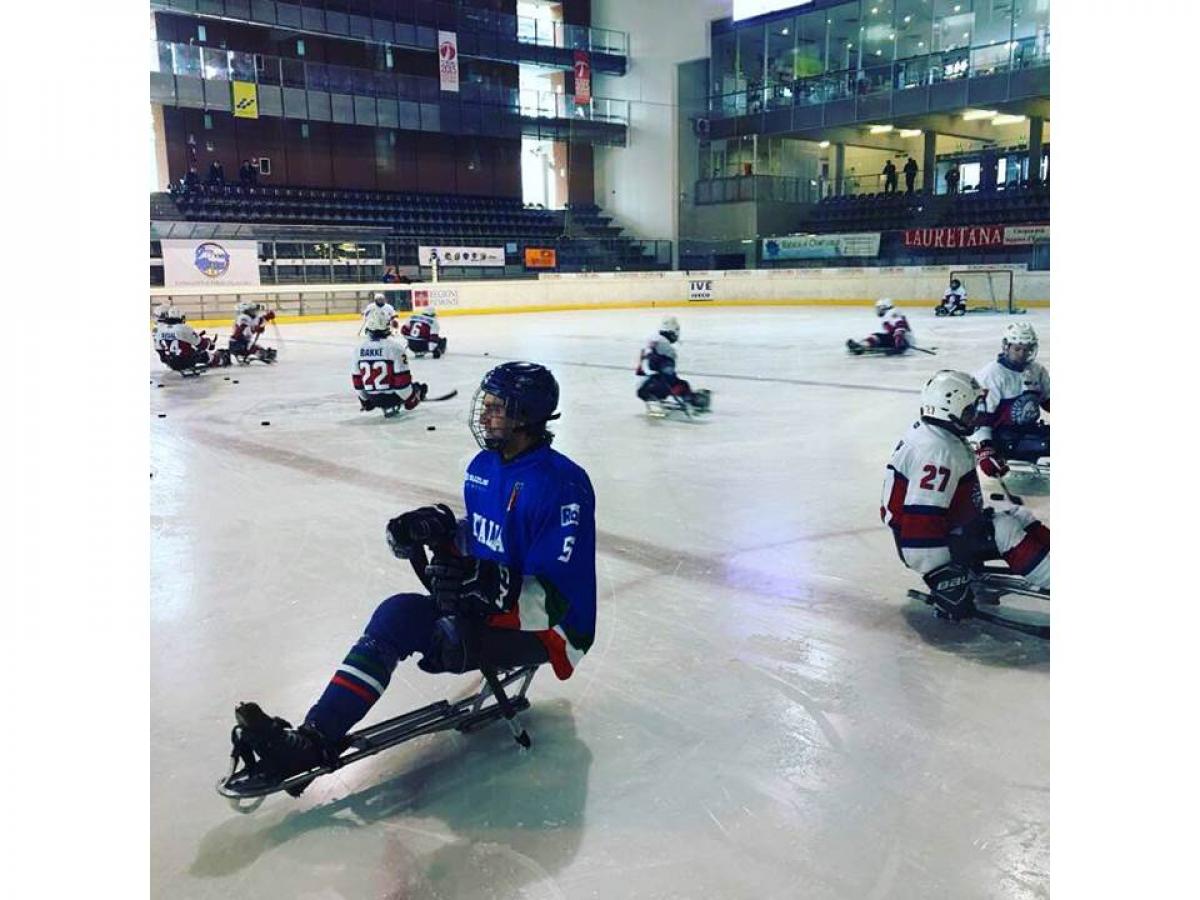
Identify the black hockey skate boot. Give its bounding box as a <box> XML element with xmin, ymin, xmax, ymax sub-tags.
<box><xmin>260</xmin><ymin>347</ymin><xmax>278</xmax><ymax>364</ymax></box>
<box><xmin>233</xmin><ymin>702</ymin><xmax>336</xmax><ymax>794</ymax></box>
<box><xmin>687</xmin><ymin>389</ymin><xmax>711</xmax><ymax>413</ymax></box>
<box><xmin>846</xmin><ymin>339</ymin><xmax>865</xmax><ymax>355</ymax></box>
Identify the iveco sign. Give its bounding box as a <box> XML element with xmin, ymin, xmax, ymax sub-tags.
<box><xmin>733</xmin><ymin>1</ymin><xmax>814</xmax><ymax>21</ymax></box>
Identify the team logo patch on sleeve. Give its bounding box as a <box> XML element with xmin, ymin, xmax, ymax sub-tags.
<box><xmin>561</xmin><ymin>503</ymin><xmax>581</xmax><ymax>527</ymax></box>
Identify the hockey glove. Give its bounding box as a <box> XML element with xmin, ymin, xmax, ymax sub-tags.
<box><xmin>426</xmin><ymin>553</ymin><xmax>519</xmax><ymax>617</ymax></box>
<box><xmin>386</xmin><ymin>503</ymin><xmax>457</xmax><ymax>560</ymax></box>
<box><xmin>975</xmin><ymin>442</ymin><xmax>1009</xmax><ymax>478</ymax></box>
<box><xmin>264</xmin><ymin>310</ymin><xmax>276</xmax><ymax>321</ymax></box>
<box><xmin>924</xmin><ymin>563</ymin><xmax>975</xmax><ymax>621</ymax></box>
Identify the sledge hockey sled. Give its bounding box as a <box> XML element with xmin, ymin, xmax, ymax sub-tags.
<box><xmin>217</xmin><ymin>664</ymin><xmax>540</xmax><ymax>813</ymax></box>
<box><xmin>645</xmin><ymin>389</ymin><xmax>712</xmax><ymax>420</ymax></box>
<box><xmin>907</xmin><ymin>566</ymin><xmax>1049</xmax><ymax>639</ymax></box>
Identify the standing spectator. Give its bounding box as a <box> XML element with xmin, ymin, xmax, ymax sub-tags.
<box><xmin>903</xmin><ymin>157</ymin><xmax>919</xmax><ymax>194</ymax></box>
<box><xmin>945</xmin><ymin>163</ymin><xmax>961</xmax><ymax>195</ymax></box>
<box><xmin>239</xmin><ymin>159</ymin><xmax>258</xmax><ymax>187</ymax></box>
<box><xmin>206</xmin><ymin>159</ymin><xmax>225</xmax><ymax>186</ymax></box>
<box><xmin>882</xmin><ymin>159</ymin><xmax>898</xmax><ymax>194</ymax></box>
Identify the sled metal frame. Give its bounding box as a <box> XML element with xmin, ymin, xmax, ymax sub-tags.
<box><xmin>907</xmin><ymin>568</ymin><xmax>1049</xmax><ymax>639</ymax></box>
<box><xmin>217</xmin><ymin>665</ymin><xmax>539</xmax><ymax>812</ymax></box>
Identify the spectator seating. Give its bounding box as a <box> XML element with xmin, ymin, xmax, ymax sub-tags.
<box><xmin>153</xmin><ymin>184</ymin><xmax>666</xmax><ymax>272</ymax></box>
<box><xmin>802</xmin><ymin>181</ymin><xmax>1049</xmax><ymax>234</ymax></box>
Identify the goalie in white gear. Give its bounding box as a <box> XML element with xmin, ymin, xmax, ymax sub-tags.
<box><xmin>847</xmin><ymin>299</ymin><xmax>913</xmax><ymax>354</ymax></box>
<box><xmin>935</xmin><ymin>278</ymin><xmax>967</xmax><ymax>316</ymax></box>
<box><xmin>362</xmin><ymin>292</ymin><xmax>397</xmax><ymax>327</ymax></box>
<box><xmin>635</xmin><ymin>316</ymin><xmax>710</xmax><ymax>413</ymax></box>
<box><xmin>881</xmin><ymin>370</ymin><xmax>1050</xmax><ymax>620</ymax></box>
<box><xmin>153</xmin><ymin>306</ymin><xmax>229</xmax><ymax>371</ymax></box>
<box><xmin>972</xmin><ymin>322</ymin><xmax>1050</xmax><ymax>478</ymax></box>
<box><xmin>229</xmin><ymin>301</ymin><xmax>278</xmax><ymax>363</ymax></box>
<box><xmin>353</xmin><ymin>305</ymin><xmax>427</xmax><ymax>417</ymax></box>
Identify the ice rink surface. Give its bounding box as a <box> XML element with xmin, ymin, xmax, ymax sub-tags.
<box><xmin>151</xmin><ymin>305</ymin><xmax>1050</xmax><ymax>900</ymax></box>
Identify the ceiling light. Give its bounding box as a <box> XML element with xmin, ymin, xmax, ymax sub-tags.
<box><xmin>963</xmin><ymin>32</ymin><xmax>970</xmax><ymax>38</ymax></box>
<box><xmin>876</xmin><ymin>49</ymin><xmax>883</xmax><ymax>55</ymax></box>
<box><xmin>992</xmin><ymin>114</ymin><xmax>1026</xmax><ymax>125</ymax></box>
<box><xmin>963</xmin><ymin>108</ymin><xmax>998</xmax><ymax>120</ymax></box>
<box><xmin>819</xmin><ymin>140</ymin><xmax>831</xmax><ymax>148</ymax></box>
<box><xmin>904</xmin><ymin>15</ymin><xmax>912</xmax><ymax>23</ymax></box>
<box><xmin>899</xmin><ymin>129</ymin><xmax>922</xmax><ymax>137</ymax></box>
<box><xmin>918</xmin><ymin>41</ymin><xmax>925</xmax><ymax>46</ymax></box>
<box><xmin>954</xmin><ymin>4</ymin><xmax>961</xmax><ymax>10</ymax></box>
<box><xmin>869</xmin><ymin>124</ymin><xmax>894</xmax><ymax>133</ymax></box>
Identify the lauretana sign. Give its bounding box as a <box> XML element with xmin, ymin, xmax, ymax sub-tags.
<box><xmin>903</xmin><ymin>224</ymin><xmax>1050</xmax><ymax>249</ymax></box>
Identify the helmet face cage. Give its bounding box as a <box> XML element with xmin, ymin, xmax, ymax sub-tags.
<box><xmin>921</xmin><ymin>372</ymin><xmax>985</xmax><ymax>436</ymax></box>
<box><xmin>469</xmin><ymin>385</ymin><xmax>517</xmax><ymax>450</ymax></box>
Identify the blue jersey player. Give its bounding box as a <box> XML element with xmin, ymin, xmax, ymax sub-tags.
<box><xmin>233</xmin><ymin>362</ymin><xmax>597</xmax><ymax>786</ymax></box>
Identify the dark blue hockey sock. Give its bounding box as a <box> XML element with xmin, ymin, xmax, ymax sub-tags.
<box><xmin>305</xmin><ymin>592</ymin><xmax>439</xmax><ymax>741</ymax></box>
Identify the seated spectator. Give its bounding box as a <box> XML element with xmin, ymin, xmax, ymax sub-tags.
<box><xmin>206</xmin><ymin>159</ymin><xmax>225</xmax><ymax>186</ymax></box>
<box><xmin>239</xmin><ymin>159</ymin><xmax>258</xmax><ymax>187</ymax></box>
<box><xmin>182</xmin><ymin>166</ymin><xmax>200</xmax><ymax>191</ymax></box>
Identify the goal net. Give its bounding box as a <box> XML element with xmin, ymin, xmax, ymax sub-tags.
<box><xmin>949</xmin><ymin>268</ymin><xmax>1024</xmax><ymax>315</ymax></box>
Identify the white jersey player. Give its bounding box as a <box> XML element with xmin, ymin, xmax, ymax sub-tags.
<box><xmin>400</xmin><ymin>307</ymin><xmax>447</xmax><ymax>358</ymax></box>
<box><xmin>635</xmin><ymin>316</ymin><xmax>710</xmax><ymax>413</ymax></box>
<box><xmin>881</xmin><ymin>370</ymin><xmax>1050</xmax><ymax>619</ymax></box>
<box><xmin>936</xmin><ymin>278</ymin><xmax>967</xmax><ymax>316</ymax></box>
<box><xmin>972</xmin><ymin>322</ymin><xmax>1050</xmax><ymax>477</ymax></box>
<box><xmin>353</xmin><ymin>306</ymin><xmax>427</xmax><ymax>417</ymax></box>
<box><xmin>362</xmin><ymin>293</ymin><xmax>397</xmax><ymax>329</ymax></box>
<box><xmin>847</xmin><ymin>299</ymin><xmax>913</xmax><ymax>354</ymax></box>
<box><xmin>229</xmin><ymin>301</ymin><xmax>277</xmax><ymax>363</ymax></box>
<box><xmin>153</xmin><ymin>306</ymin><xmax>228</xmax><ymax>371</ymax></box>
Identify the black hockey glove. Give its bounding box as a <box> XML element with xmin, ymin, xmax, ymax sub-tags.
<box><xmin>426</xmin><ymin>553</ymin><xmax>520</xmax><ymax>617</ymax></box>
<box><xmin>386</xmin><ymin>503</ymin><xmax>457</xmax><ymax>560</ymax></box>
<box><xmin>947</xmin><ymin>510</ymin><xmax>999</xmax><ymax>567</ymax></box>
<box><xmin>924</xmin><ymin>563</ymin><xmax>975</xmax><ymax>621</ymax></box>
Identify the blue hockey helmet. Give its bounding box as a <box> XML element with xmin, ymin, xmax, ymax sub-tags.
<box><xmin>470</xmin><ymin>362</ymin><xmax>560</xmax><ymax>450</ymax></box>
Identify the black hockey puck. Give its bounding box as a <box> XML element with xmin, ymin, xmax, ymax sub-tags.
<box><xmin>261</xmin><ymin>421</ymin><xmax>270</xmax><ymax>426</ymax></box>
<box><xmin>427</xmin><ymin>425</ymin><xmax>436</xmax><ymax>431</ymax></box>
<box><xmin>157</xmin><ymin>413</ymin><xmax>166</xmax><ymax>418</ymax></box>
<box><xmin>156</xmin><ymin>383</ymin><xmax>163</xmax><ymax>388</ymax></box>
<box><xmin>224</xmin><ymin>376</ymin><xmax>230</xmax><ymax>381</ymax></box>
<box><xmin>233</xmin><ymin>380</ymin><xmax>240</xmax><ymax>384</ymax></box>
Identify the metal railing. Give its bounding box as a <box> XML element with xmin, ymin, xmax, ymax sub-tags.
<box><xmin>694</xmin><ymin>175</ymin><xmax>819</xmax><ymax>205</ymax></box>
<box><xmin>709</xmin><ymin>33</ymin><xmax>1049</xmax><ymax>118</ymax></box>
<box><xmin>153</xmin><ymin>40</ymin><xmax>629</xmax><ymax>125</ymax></box>
<box><xmin>150</xmin><ymin>0</ymin><xmax>627</xmax><ymax>59</ymax></box>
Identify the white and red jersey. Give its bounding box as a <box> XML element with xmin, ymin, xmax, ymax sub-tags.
<box><xmin>231</xmin><ymin>311</ymin><xmax>269</xmax><ymax>344</ymax></box>
<box><xmin>883</xmin><ymin>418</ymin><xmax>1050</xmax><ymax>588</ymax></box>
<box><xmin>942</xmin><ymin>286</ymin><xmax>966</xmax><ymax>306</ymax></box>
<box><xmin>351</xmin><ymin>336</ymin><xmax>414</xmax><ymax>398</ymax></box>
<box><xmin>879</xmin><ymin>308</ymin><xmax>911</xmax><ymax>338</ymax></box>
<box><xmin>972</xmin><ymin>358</ymin><xmax>1050</xmax><ymax>444</ymax></box>
<box><xmin>364</xmin><ymin>301</ymin><xmax>396</xmax><ymax>321</ymax></box>
<box><xmin>636</xmin><ymin>334</ymin><xmax>677</xmax><ymax>376</ymax></box>
<box><xmin>881</xmin><ymin>420</ymin><xmax>983</xmax><ymax>575</ymax></box>
<box><xmin>154</xmin><ymin>322</ymin><xmax>203</xmax><ymax>361</ymax></box>
<box><xmin>401</xmin><ymin>313</ymin><xmax>438</xmax><ymax>340</ymax></box>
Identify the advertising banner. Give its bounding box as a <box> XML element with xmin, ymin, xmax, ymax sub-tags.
<box><xmin>232</xmin><ymin>81</ymin><xmax>258</xmax><ymax>119</ymax></box>
<box><xmin>524</xmin><ymin>247</ymin><xmax>558</xmax><ymax>269</ymax></box>
<box><xmin>412</xmin><ymin>286</ymin><xmax>460</xmax><ymax>309</ymax></box>
<box><xmin>762</xmin><ymin>232</ymin><xmax>881</xmax><ymax>260</ymax></box>
<box><xmin>1002</xmin><ymin>224</ymin><xmax>1051</xmax><ymax>245</ymax></box>
<box><xmin>162</xmin><ymin>239</ymin><xmax>261</xmax><ymax>287</ymax></box>
<box><xmin>573</xmin><ymin>50</ymin><xmax>592</xmax><ymax>104</ymax></box>
<box><xmin>687</xmin><ymin>278</ymin><xmax>714</xmax><ymax>301</ymax></box>
<box><xmin>419</xmin><ymin>245</ymin><xmax>505</xmax><ymax>267</ymax></box>
<box><xmin>438</xmin><ymin>31</ymin><xmax>459</xmax><ymax>92</ymax></box>
<box><xmin>905</xmin><ymin>224</ymin><xmax>1050</xmax><ymax>249</ymax></box>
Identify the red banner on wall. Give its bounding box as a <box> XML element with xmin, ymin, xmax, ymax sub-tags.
<box><xmin>904</xmin><ymin>223</ymin><xmax>1050</xmax><ymax>249</ymax></box>
<box><xmin>574</xmin><ymin>50</ymin><xmax>592</xmax><ymax>104</ymax></box>
<box><xmin>904</xmin><ymin>226</ymin><xmax>1004</xmax><ymax>249</ymax></box>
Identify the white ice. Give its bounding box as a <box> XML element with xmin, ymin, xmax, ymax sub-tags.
<box><xmin>151</xmin><ymin>305</ymin><xmax>1050</xmax><ymax>900</ymax></box>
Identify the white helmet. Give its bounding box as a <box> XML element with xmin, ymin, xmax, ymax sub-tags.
<box><xmin>424</xmin><ymin>307</ymin><xmax>437</xmax><ymax>317</ymax></box>
<box><xmin>920</xmin><ymin>370</ymin><xmax>986</xmax><ymax>436</ymax></box>
<box><xmin>156</xmin><ymin>305</ymin><xmax>184</xmax><ymax>323</ymax></box>
<box><xmin>875</xmin><ymin>298</ymin><xmax>894</xmax><ymax>316</ymax></box>
<box><xmin>372</xmin><ymin>292</ymin><xmax>387</xmax><ymax>305</ymax></box>
<box><xmin>660</xmin><ymin>316</ymin><xmax>681</xmax><ymax>341</ymax></box>
<box><xmin>364</xmin><ymin>306</ymin><xmax>393</xmax><ymax>335</ymax></box>
<box><xmin>1001</xmin><ymin>322</ymin><xmax>1039</xmax><ymax>364</ymax></box>
<box><xmin>236</xmin><ymin>301</ymin><xmax>260</xmax><ymax>316</ymax></box>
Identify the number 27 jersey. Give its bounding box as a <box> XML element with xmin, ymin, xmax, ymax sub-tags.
<box><xmin>880</xmin><ymin>420</ymin><xmax>982</xmax><ymax>574</ymax></box>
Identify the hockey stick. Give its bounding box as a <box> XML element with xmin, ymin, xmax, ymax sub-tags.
<box><xmin>991</xmin><ymin>476</ymin><xmax>1024</xmax><ymax>506</ymax></box>
<box><xmin>909</xmin><ymin>345</ymin><xmax>938</xmax><ymax>356</ymax></box>
<box><xmin>425</xmin><ymin>389</ymin><xmax>458</xmax><ymax>402</ymax></box>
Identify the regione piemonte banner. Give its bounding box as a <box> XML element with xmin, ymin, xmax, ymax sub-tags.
<box><xmin>438</xmin><ymin>31</ymin><xmax>459</xmax><ymax>92</ymax></box>
<box><xmin>162</xmin><ymin>239</ymin><xmax>261</xmax><ymax>287</ymax></box>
